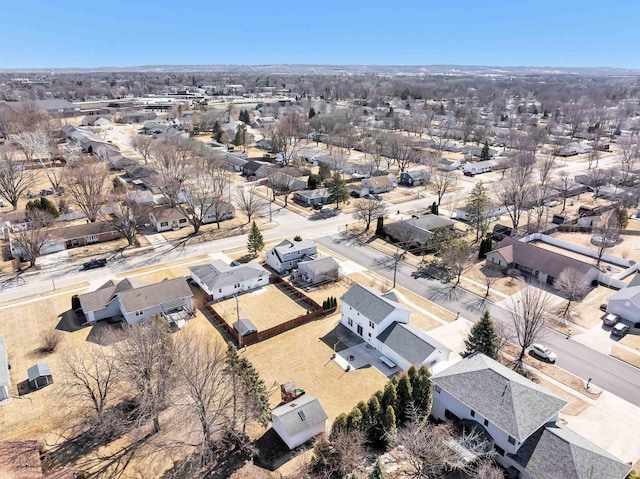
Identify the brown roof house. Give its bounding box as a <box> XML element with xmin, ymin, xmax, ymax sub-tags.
<box><xmin>78</xmin><ymin>277</ymin><xmax>193</xmax><ymax>326</ymax></box>
<box><xmin>485</xmin><ymin>236</ymin><xmax>600</xmax><ymax>286</ymax></box>
<box><xmin>149</xmin><ymin>207</ymin><xmax>189</xmax><ymax>232</ymax></box>
<box><xmin>362</xmin><ymin>176</ymin><xmax>395</xmax><ymax>194</ymax></box>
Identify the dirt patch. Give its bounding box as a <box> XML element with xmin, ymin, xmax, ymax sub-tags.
<box><xmin>535</xmin><ymin>377</ymin><xmax>590</xmax><ymax>416</ymax></box>
<box><xmin>620</xmin><ymin>333</ymin><xmax>640</xmax><ymax>352</ymax></box>
<box><xmin>611</xmin><ymin>345</ymin><xmax>640</xmax><ymax>368</ymax></box>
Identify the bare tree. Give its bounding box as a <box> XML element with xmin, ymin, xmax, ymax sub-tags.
<box><xmin>267</xmin><ymin>170</ymin><xmax>297</xmax><ymax>206</ymax></box>
<box><xmin>270</xmin><ymin>111</ymin><xmax>306</xmax><ymax>165</ymax></box>
<box><xmin>0</xmin><ymin>146</ymin><xmax>35</xmax><ymax>209</ymax></box>
<box><xmin>11</xmin><ymin>209</ymin><xmax>54</xmax><ymax>268</ymax></box>
<box><xmin>439</xmin><ymin>239</ymin><xmax>473</xmax><ymax>286</ymax></box>
<box><xmin>172</xmin><ymin>331</ymin><xmax>230</xmax><ymax>464</ymax></box>
<box><xmin>108</xmin><ymin>196</ymin><xmax>149</xmax><ymax>247</ymax></box>
<box><xmin>389</xmin><ymin>136</ymin><xmax>419</xmax><ymax>172</ymax></box>
<box><xmin>554</xmin><ymin>268</ymin><xmax>591</xmax><ymax>317</ymax></box>
<box><xmin>111</xmin><ymin>316</ymin><xmax>176</xmax><ymax>434</ymax></box>
<box><xmin>234</xmin><ymin>184</ymin><xmax>268</xmax><ymax>224</ymax></box>
<box><xmin>511</xmin><ymin>288</ymin><xmax>552</xmax><ymax>371</ymax></box>
<box><xmin>352</xmin><ymin>198</ymin><xmax>388</xmax><ymax>232</ymax></box>
<box><xmin>618</xmin><ymin>135</ymin><xmax>639</xmax><ymax>184</ymax></box>
<box><xmin>151</xmin><ymin>139</ymin><xmax>193</xmax><ymax>206</ymax></box>
<box><xmin>310</xmin><ymin>429</ymin><xmax>367</xmax><ymax>479</ymax></box>
<box><xmin>594</xmin><ymin>211</ymin><xmax>620</xmax><ymax>267</ymax></box>
<box><xmin>65</xmin><ymin>159</ymin><xmax>111</xmax><ymax>222</ymax></box>
<box><xmin>496</xmin><ymin>178</ymin><xmax>532</xmax><ymax>230</ymax></box>
<box><xmin>63</xmin><ymin>345</ymin><xmax>119</xmax><ymax>416</ymax></box>
<box><xmin>427</xmin><ymin>168</ymin><xmax>458</xmax><ymax>207</ymax></box>
<box><xmin>130</xmin><ymin>134</ymin><xmax>154</xmax><ymax>164</ymax></box>
<box><xmin>477</xmin><ymin>268</ymin><xmax>500</xmax><ymax>298</ymax></box>
<box><xmin>14</xmin><ymin>129</ymin><xmax>64</xmax><ymax>191</ymax></box>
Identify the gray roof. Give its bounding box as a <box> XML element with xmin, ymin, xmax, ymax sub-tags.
<box><xmin>298</xmin><ymin>256</ymin><xmax>339</xmax><ymax>275</ymax></box>
<box><xmin>384</xmin><ymin>214</ymin><xmax>454</xmax><ymax>244</ymax></box>
<box><xmin>376</xmin><ymin>323</ymin><xmax>450</xmax><ymax>366</ymax></box>
<box><xmin>0</xmin><ymin>338</ymin><xmax>9</xmax><ymax>388</ymax></box>
<box><xmin>190</xmin><ymin>261</ymin><xmax>269</xmax><ymax>291</ymax></box>
<box><xmin>340</xmin><ymin>284</ymin><xmax>409</xmax><ymax>325</ymax></box>
<box><xmin>490</xmin><ymin>237</ymin><xmax>595</xmax><ymax>279</ymax></box>
<box><xmin>272</xmin><ymin>395</ymin><xmax>328</xmax><ymax>437</ymax></box>
<box><xmin>295</xmin><ymin>188</ymin><xmax>330</xmax><ymax>200</ymax></box>
<box><xmin>27</xmin><ymin>363</ymin><xmax>51</xmax><ymax>382</ymax></box>
<box><xmin>3</xmin><ymin>99</ymin><xmax>76</xmax><ymax>113</ymax></box>
<box><xmin>510</xmin><ymin>423</ymin><xmax>630</xmax><ymax>479</ymax></box>
<box><xmin>79</xmin><ymin>277</ymin><xmax>191</xmax><ymax>314</ymax></box>
<box><xmin>607</xmin><ymin>285</ymin><xmax>640</xmax><ymax>308</ymax></box>
<box><xmin>233</xmin><ymin>318</ymin><xmax>258</xmax><ymax>336</ymax></box>
<box><xmin>271</xmin><ymin>239</ymin><xmax>317</xmax><ymax>263</ymax></box>
<box><xmin>432</xmin><ymin>353</ymin><xmax>567</xmax><ymax>442</ymax></box>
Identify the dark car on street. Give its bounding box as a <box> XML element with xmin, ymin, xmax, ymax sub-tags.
<box><xmin>81</xmin><ymin>258</ymin><xmax>107</xmax><ymax>270</ymax></box>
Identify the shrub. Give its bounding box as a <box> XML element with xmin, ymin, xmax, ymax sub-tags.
<box><xmin>39</xmin><ymin>330</ymin><xmax>63</xmax><ymax>353</ymax></box>
<box><xmin>293</xmin><ymin>235</ymin><xmax>302</xmax><ymax>242</ymax></box>
<box><xmin>71</xmin><ymin>294</ymin><xmax>81</xmax><ymax>311</ymax></box>
<box><xmin>600</xmin><ymin>303</ymin><xmax>607</xmax><ymax>311</ymax></box>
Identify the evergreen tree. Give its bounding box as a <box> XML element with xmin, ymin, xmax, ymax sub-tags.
<box><xmin>307</xmin><ymin>173</ymin><xmax>321</xmax><ymax>190</ymax></box>
<box><xmin>466</xmin><ymin>182</ymin><xmax>490</xmax><ymax>242</ymax></box>
<box><xmin>367</xmin><ymin>395</ymin><xmax>383</xmax><ymax>440</ymax></box>
<box><xmin>381</xmin><ymin>382</ymin><xmax>398</xmax><ymax>415</ymax></box>
<box><xmin>382</xmin><ymin>405</ymin><xmax>397</xmax><ymax>441</ymax></box>
<box><xmin>347</xmin><ymin>407</ymin><xmax>364</xmax><ymax>431</ymax></box>
<box><xmin>212</xmin><ymin>121</ymin><xmax>224</xmax><ymax>142</ymax></box>
<box><xmin>233</xmin><ymin>124</ymin><xmax>246</xmax><ymax>147</ymax></box>
<box><xmin>327</xmin><ymin>172</ymin><xmax>349</xmax><ymax>209</ymax></box>
<box><xmin>247</xmin><ymin>221</ymin><xmax>264</xmax><ymax>257</ymax></box>
<box><xmin>356</xmin><ymin>400</ymin><xmax>370</xmax><ymax>432</ymax></box>
<box><xmin>318</xmin><ymin>161</ymin><xmax>331</xmax><ymax>180</ymax></box>
<box><xmin>480</xmin><ymin>140</ymin><xmax>491</xmax><ymax>161</ymax></box>
<box><xmin>396</xmin><ymin>374</ymin><xmax>413</xmax><ymax>423</ymax></box>
<box><xmin>411</xmin><ymin>366</ymin><xmax>433</xmax><ymax>416</ymax></box>
<box><xmin>369</xmin><ymin>459</ymin><xmax>387</xmax><ymax>479</ymax></box>
<box><xmin>375</xmin><ymin>216</ymin><xmax>384</xmax><ymax>235</ymax></box>
<box><xmin>331</xmin><ymin>413</ymin><xmax>348</xmax><ymax>439</ymax></box>
<box><xmin>462</xmin><ymin>310</ymin><xmax>499</xmax><ymax>359</ymax></box>
<box><xmin>478</xmin><ymin>235</ymin><xmax>493</xmax><ymax>259</ymax></box>
<box><xmin>615</xmin><ymin>206</ymin><xmax>629</xmax><ymax>230</ymax></box>
<box><xmin>308</xmin><ymin>106</ymin><xmax>316</xmax><ymax>118</ymax></box>
<box><xmin>430</xmin><ymin>201</ymin><xmax>438</xmax><ymax>215</ymax></box>
<box><xmin>239</xmin><ymin>109</ymin><xmax>251</xmax><ymax>124</ymax></box>
<box><xmin>26</xmin><ymin>197</ymin><xmax>59</xmax><ymax>218</ymax></box>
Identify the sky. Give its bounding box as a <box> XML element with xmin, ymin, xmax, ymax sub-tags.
<box><xmin>1</xmin><ymin>0</ymin><xmax>639</xmax><ymax>69</ymax></box>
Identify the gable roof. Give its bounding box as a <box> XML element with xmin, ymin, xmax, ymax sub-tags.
<box><xmin>377</xmin><ymin>322</ymin><xmax>451</xmax><ymax>366</ymax></box>
<box><xmin>340</xmin><ymin>284</ymin><xmax>409</xmax><ymax>325</ymax></box>
<box><xmin>28</xmin><ymin>363</ymin><xmax>51</xmax><ymax>382</ymax></box>
<box><xmin>270</xmin><ymin>239</ymin><xmax>317</xmax><ymax>263</ymax></box>
<box><xmin>151</xmin><ymin>207</ymin><xmax>186</xmax><ymax>222</ymax></box>
<box><xmin>78</xmin><ymin>278</ymin><xmax>150</xmax><ymax>313</ymax></box>
<box><xmin>189</xmin><ymin>261</ymin><xmax>269</xmax><ymax>291</ymax></box>
<box><xmin>607</xmin><ymin>284</ymin><xmax>640</xmax><ymax>309</ymax></box>
<box><xmin>298</xmin><ymin>256</ymin><xmax>339</xmax><ymax>275</ymax></box>
<box><xmin>365</xmin><ymin>176</ymin><xmax>393</xmax><ymax>187</ymax></box>
<box><xmin>489</xmin><ymin>236</ymin><xmax>595</xmax><ymax>279</ymax></box>
<box><xmin>510</xmin><ymin>423</ymin><xmax>631</xmax><ymax>479</ymax></box>
<box><xmin>116</xmin><ymin>278</ymin><xmax>192</xmax><ymax>313</ymax></box>
<box><xmin>295</xmin><ymin>188</ymin><xmax>330</xmax><ymax>200</ymax></box>
<box><xmin>432</xmin><ymin>353</ymin><xmax>567</xmax><ymax>442</ymax></box>
<box><xmin>48</xmin><ymin>221</ymin><xmax>121</xmax><ymax>242</ymax></box>
<box><xmin>271</xmin><ymin>395</ymin><xmax>328</xmax><ymax>437</ymax></box>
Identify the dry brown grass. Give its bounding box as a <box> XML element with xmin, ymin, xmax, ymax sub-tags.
<box><xmin>611</xmin><ymin>345</ymin><xmax>640</xmax><ymax>368</ymax></box>
<box><xmin>619</xmin><ymin>333</ymin><xmax>640</xmax><ymax>352</ymax></box>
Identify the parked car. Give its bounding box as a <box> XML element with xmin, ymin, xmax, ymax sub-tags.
<box><xmin>81</xmin><ymin>258</ymin><xmax>107</xmax><ymax>270</ymax></box>
<box><xmin>312</xmin><ymin>203</ymin><xmax>323</xmax><ymax>210</ymax></box>
<box><xmin>463</xmin><ymin>171</ymin><xmax>475</xmax><ymax>177</ymax></box>
<box><xmin>611</xmin><ymin>323</ymin><xmax>630</xmax><ymax>338</ymax></box>
<box><xmin>530</xmin><ymin>343</ymin><xmax>557</xmax><ymax>363</ymax></box>
<box><xmin>603</xmin><ymin>313</ymin><xmax>619</xmax><ymax>327</ymax></box>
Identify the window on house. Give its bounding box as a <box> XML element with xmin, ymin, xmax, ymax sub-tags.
<box><xmin>348</xmin><ymin>318</ymin><xmax>353</xmax><ymax>327</ymax></box>
<box><xmin>179</xmin><ymin>218</ymin><xmax>187</xmax><ymax>223</ymax></box>
<box><xmin>434</xmin><ymin>385</ymin><xmax>441</xmax><ymax>393</ymax></box>
<box><xmin>298</xmin><ymin>411</ymin><xmax>306</xmax><ymax>421</ymax></box>
<box><xmin>160</xmin><ymin>222</ymin><xmax>168</xmax><ymax>227</ymax></box>
<box><xmin>494</xmin><ymin>445</ymin><xmax>505</xmax><ymax>456</ymax></box>
<box><xmin>218</xmin><ymin>288</ymin><xmax>222</xmax><ymax>293</ymax></box>
<box><xmin>369</xmin><ymin>320</ymin><xmax>374</xmax><ymax>328</ymax></box>
<box><xmin>470</xmin><ymin>410</ymin><xmax>475</xmax><ymax>417</ymax></box>
<box><xmin>135</xmin><ymin>311</ymin><xmax>143</xmax><ymax>316</ymax></box>
<box><xmin>484</xmin><ymin>418</ymin><xmax>489</xmax><ymax>427</ymax></box>
<box><xmin>508</xmin><ymin>436</ymin><xmax>516</xmax><ymax>445</ymax></box>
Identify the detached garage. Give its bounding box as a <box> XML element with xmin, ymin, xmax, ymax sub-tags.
<box><xmin>28</xmin><ymin>363</ymin><xmax>53</xmax><ymax>390</ymax></box>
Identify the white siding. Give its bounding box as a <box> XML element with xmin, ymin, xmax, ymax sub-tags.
<box><xmin>340</xmin><ymin>305</ymin><xmax>409</xmax><ymax>348</ymax></box>
<box><xmin>607</xmin><ymin>301</ymin><xmax>639</xmax><ymax>322</ymax></box>
<box><xmin>272</xmin><ymin>416</ymin><xmax>327</xmax><ymax>450</ymax></box>
<box><xmin>120</xmin><ymin>296</ymin><xmax>193</xmax><ymax>325</ymax></box>
<box><xmin>89</xmin><ymin>299</ymin><xmax>122</xmax><ymax>323</ymax></box>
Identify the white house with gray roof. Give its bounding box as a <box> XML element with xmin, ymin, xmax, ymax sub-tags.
<box><xmin>431</xmin><ymin>353</ymin><xmax>630</xmax><ymax>479</ymax></box>
<box><xmin>78</xmin><ymin>277</ymin><xmax>193</xmax><ymax>325</ymax></box>
<box><xmin>606</xmin><ymin>275</ymin><xmax>640</xmax><ymax>327</ymax></box>
<box><xmin>189</xmin><ymin>260</ymin><xmax>270</xmax><ymax>300</ymax></box>
<box><xmin>296</xmin><ymin>256</ymin><xmax>340</xmax><ymax>286</ymax></box>
<box><xmin>340</xmin><ymin>284</ymin><xmax>449</xmax><ymax>370</ymax></box>
<box><xmin>271</xmin><ymin>395</ymin><xmax>328</xmax><ymax>449</ymax></box>
<box><xmin>266</xmin><ymin>239</ymin><xmax>317</xmax><ymax>274</ymax></box>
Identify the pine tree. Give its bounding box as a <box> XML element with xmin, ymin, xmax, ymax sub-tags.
<box><xmin>347</xmin><ymin>407</ymin><xmax>364</xmax><ymax>431</ymax></box>
<box><xmin>308</xmin><ymin>106</ymin><xmax>316</xmax><ymax>118</ymax></box>
<box><xmin>331</xmin><ymin>413</ymin><xmax>349</xmax><ymax>439</ymax></box>
<box><xmin>237</xmin><ymin>356</ymin><xmax>271</xmax><ymax>433</ymax></box>
<box><xmin>307</xmin><ymin>173</ymin><xmax>321</xmax><ymax>190</ymax></box>
<box><xmin>466</xmin><ymin>182</ymin><xmax>490</xmax><ymax>242</ymax></box>
<box><xmin>212</xmin><ymin>121</ymin><xmax>224</xmax><ymax>142</ymax></box>
<box><xmin>462</xmin><ymin>310</ymin><xmax>500</xmax><ymax>359</ymax></box>
<box><xmin>247</xmin><ymin>221</ymin><xmax>264</xmax><ymax>257</ymax></box>
<box><xmin>382</xmin><ymin>405</ymin><xmax>397</xmax><ymax>441</ymax></box>
<box><xmin>356</xmin><ymin>400</ymin><xmax>370</xmax><ymax>432</ymax></box>
<box><xmin>480</xmin><ymin>140</ymin><xmax>491</xmax><ymax>161</ymax></box>
<box><xmin>411</xmin><ymin>366</ymin><xmax>433</xmax><ymax>417</ymax></box>
<box><xmin>318</xmin><ymin>161</ymin><xmax>331</xmax><ymax>180</ymax></box>
<box><xmin>367</xmin><ymin>395</ymin><xmax>383</xmax><ymax>441</ymax></box>
<box><xmin>381</xmin><ymin>382</ymin><xmax>398</xmax><ymax>415</ymax></box>
<box><xmin>327</xmin><ymin>172</ymin><xmax>349</xmax><ymax>209</ymax></box>
<box><xmin>430</xmin><ymin>201</ymin><xmax>438</xmax><ymax>215</ymax></box>
<box><xmin>375</xmin><ymin>216</ymin><xmax>384</xmax><ymax>235</ymax></box>
<box><xmin>396</xmin><ymin>374</ymin><xmax>413</xmax><ymax>424</ymax></box>
<box><xmin>233</xmin><ymin>124</ymin><xmax>246</xmax><ymax>147</ymax></box>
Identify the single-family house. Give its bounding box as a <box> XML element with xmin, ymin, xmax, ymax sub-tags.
<box><xmin>362</xmin><ymin>176</ymin><xmax>395</xmax><ymax>194</ymax></box>
<box><xmin>0</xmin><ymin>99</ymin><xmax>79</xmax><ymax>115</ymax></box>
<box><xmin>271</xmin><ymin>395</ymin><xmax>328</xmax><ymax>450</ymax></box>
<box><xmin>293</xmin><ymin>188</ymin><xmax>331</xmax><ymax>206</ymax></box>
<box><xmin>251</xmin><ymin>116</ymin><xmax>276</xmax><ymax>129</ymax></box>
<box><xmin>47</xmin><ymin>222</ymin><xmax>123</xmax><ymax>251</ymax></box>
<box><xmin>606</xmin><ymin>280</ymin><xmax>640</xmax><ymax>327</ymax></box>
<box><xmin>195</xmin><ymin>199</ymin><xmax>235</xmax><ymax>225</ymax></box>
<box><xmin>455</xmin><ymin>203</ymin><xmax>507</xmax><ymax>222</ymax></box>
<box><xmin>149</xmin><ymin>207</ymin><xmax>189</xmax><ymax>232</ymax></box>
<box><xmin>128</xmin><ymin>190</ymin><xmax>155</xmax><ymax>205</ymax></box>
<box><xmin>463</xmin><ymin>160</ymin><xmax>495</xmax><ymax>176</ymax></box>
<box><xmin>28</xmin><ymin>363</ymin><xmax>53</xmax><ymax>390</ymax></box>
<box><xmin>431</xmin><ymin>353</ymin><xmax>630</xmax><ymax>479</ymax></box>
<box><xmin>189</xmin><ymin>260</ymin><xmax>270</xmax><ymax>300</ymax></box>
<box><xmin>438</xmin><ymin>158</ymin><xmax>461</xmax><ymax>171</ymax></box>
<box><xmin>383</xmin><ymin>214</ymin><xmax>455</xmax><ymax>250</ymax></box>
<box><xmin>340</xmin><ymin>284</ymin><xmax>450</xmax><ymax>370</ymax></box>
<box><xmin>485</xmin><ymin>236</ymin><xmax>600</xmax><ymax>286</ymax></box>
<box><xmin>242</xmin><ymin>160</ymin><xmax>269</xmax><ymax>178</ymax></box>
<box><xmin>344</xmin><ymin>162</ymin><xmax>372</xmax><ymax>177</ymax></box>
<box><xmin>78</xmin><ymin>277</ymin><xmax>193</xmax><ymax>325</ymax></box>
<box><xmin>266</xmin><ymin>239</ymin><xmax>317</xmax><ymax>274</ymax></box>
<box><xmin>296</xmin><ymin>256</ymin><xmax>340</xmax><ymax>285</ymax></box>
<box><xmin>220</xmin><ymin>153</ymin><xmax>248</xmax><ymax>172</ymax></box>
<box><xmin>400</xmin><ymin>169</ymin><xmax>430</xmax><ymax>187</ymax></box>
<box><xmin>0</xmin><ymin>338</ymin><xmax>9</xmax><ymax>401</ymax></box>
<box><xmin>255</xmin><ymin>138</ymin><xmax>273</xmax><ymax>151</ymax></box>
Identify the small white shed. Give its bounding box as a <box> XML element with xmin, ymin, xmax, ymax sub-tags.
<box><xmin>272</xmin><ymin>395</ymin><xmax>328</xmax><ymax>449</ymax></box>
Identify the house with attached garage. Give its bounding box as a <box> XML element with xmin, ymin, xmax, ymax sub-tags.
<box><xmin>194</xmin><ymin>199</ymin><xmax>235</xmax><ymax>225</ymax></box>
<box><xmin>293</xmin><ymin>188</ymin><xmax>331</xmax><ymax>206</ymax></box>
<box><xmin>485</xmin><ymin>236</ymin><xmax>600</xmax><ymax>286</ymax></box>
<box><xmin>362</xmin><ymin>175</ymin><xmax>395</xmax><ymax>194</ymax></box>
<box><xmin>149</xmin><ymin>207</ymin><xmax>189</xmax><ymax>232</ymax></box>
<box><xmin>266</xmin><ymin>239</ymin><xmax>317</xmax><ymax>274</ymax></box>
<box><xmin>271</xmin><ymin>395</ymin><xmax>328</xmax><ymax>450</ymax></box>
<box><xmin>296</xmin><ymin>256</ymin><xmax>340</xmax><ymax>286</ymax></box>
<box><xmin>189</xmin><ymin>260</ymin><xmax>270</xmax><ymax>301</ymax></box>
<box><xmin>77</xmin><ymin>277</ymin><xmax>193</xmax><ymax>326</ymax></box>
<box><xmin>606</xmin><ymin>274</ymin><xmax>640</xmax><ymax>329</ymax></box>
<box><xmin>383</xmin><ymin>214</ymin><xmax>455</xmax><ymax>250</ymax></box>
<box><xmin>463</xmin><ymin>160</ymin><xmax>495</xmax><ymax>176</ymax></box>
<box><xmin>431</xmin><ymin>353</ymin><xmax>630</xmax><ymax>479</ymax></box>
<box><xmin>340</xmin><ymin>284</ymin><xmax>450</xmax><ymax>370</ymax></box>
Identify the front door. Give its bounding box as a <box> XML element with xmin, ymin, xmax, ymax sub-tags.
<box><xmin>357</xmin><ymin>324</ymin><xmax>363</xmax><ymax>337</ymax></box>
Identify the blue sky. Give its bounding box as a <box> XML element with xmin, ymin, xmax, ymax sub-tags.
<box><xmin>1</xmin><ymin>0</ymin><xmax>639</xmax><ymax>69</ymax></box>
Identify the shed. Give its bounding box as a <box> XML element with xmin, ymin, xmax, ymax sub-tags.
<box><xmin>28</xmin><ymin>363</ymin><xmax>52</xmax><ymax>390</ymax></box>
<box><xmin>271</xmin><ymin>395</ymin><xmax>328</xmax><ymax>449</ymax></box>
<box><xmin>233</xmin><ymin>318</ymin><xmax>258</xmax><ymax>337</ymax></box>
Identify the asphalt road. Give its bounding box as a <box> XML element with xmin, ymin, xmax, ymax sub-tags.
<box><xmin>316</xmin><ymin>234</ymin><xmax>640</xmax><ymax>407</ymax></box>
